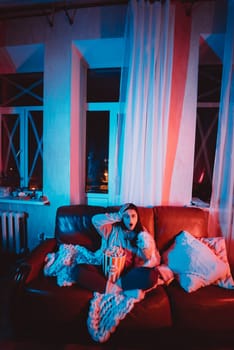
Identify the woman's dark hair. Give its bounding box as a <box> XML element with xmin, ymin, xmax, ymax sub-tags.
<box><xmin>121</xmin><ymin>203</ymin><xmax>144</xmax><ymax>233</ymax></box>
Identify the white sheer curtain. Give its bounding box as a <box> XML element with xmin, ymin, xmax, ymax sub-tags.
<box><xmin>208</xmin><ymin>0</ymin><xmax>234</xmax><ymax>263</ymax></box>
<box><xmin>117</xmin><ymin>0</ymin><xmax>175</xmax><ymax>206</ymax></box>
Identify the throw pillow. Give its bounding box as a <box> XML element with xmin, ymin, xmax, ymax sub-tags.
<box><xmin>198</xmin><ymin>237</ymin><xmax>234</xmax><ymax>289</ymax></box>
<box><xmin>162</xmin><ymin>231</ymin><xmax>230</xmax><ymax>292</ymax></box>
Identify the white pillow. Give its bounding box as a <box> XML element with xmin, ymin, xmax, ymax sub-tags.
<box><xmin>163</xmin><ymin>231</ymin><xmax>230</xmax><ymax>293</ymax></box>
<box><xmin>198</xmin><ymin>236</ymin><xmax>234</xmax><ymax>289</ymax></box>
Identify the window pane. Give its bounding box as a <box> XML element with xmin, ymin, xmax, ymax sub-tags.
<box><xmin>87</xmin><ymin>68</ymin><xmax>120</xmax><ymax>102</ymax></box>
<box><xmin>0</xmin><ymin>113</ymin><xmax>20</xmax><ymax>187</ymax></box>
<box><xmin>192</xmin><ymin>108</ymin><xmax>218</xmax><ymax>203</ymax></box>
<box><xmin>192</xmin><ymin>63</ymin><xmax>222</xmax><ymax>204</ymax></box>
<box><xmin>28</xmin><ymin>110</ymin><xmax>43</xmax><ymax>190</ymax></box>
<box><xmin>192</xmin><ymin>33</ymin><xmax>223</xmax><ymax>205</ymax></box>
<box><xmin>197</xmin><ymin>65</ymin><xmax>222</xmax><ymax>102</ymax></box>
<box><xmin>0</xmin><ymin>72</ymin><xmax>43</xmax><ymax>107</ymax></box>
<box><xmin>86</xmin><ymin>111</ymin><xmax>109</xmax><ymax>193</ymax></box>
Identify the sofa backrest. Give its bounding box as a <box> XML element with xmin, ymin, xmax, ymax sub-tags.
<box><xmin>55</xmin><ymin>205</ymin><xmax>105</xmax><ymax>251</ymax></box>
<box><xmin>55</xmin><ymin>205</ymin><xmax>156</xmax><ymax>250</ymax></box>
<box><xmin>54</xmin><ymin>204</ymin><xmax>208</xmax><ymax>253</ymax></box>
<box><xmin>133</xmin><ymin>206</ymin><xmax>155</xmax><ymax>238</ymax></box>
<box><xmin>154</xmin><ymin>206</ymin><xmax>209</xmax><ymax>252</ymax></box>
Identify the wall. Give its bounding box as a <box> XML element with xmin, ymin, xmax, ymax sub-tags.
<box><xmin>0</xmin><ymin>1</ymin><xmax>228</xmax><ymax>250</ymax></box>
<box><xmin>0</xmin><ymin>5</ymin><xmax>126</xmax><ymax>250</ymax></box>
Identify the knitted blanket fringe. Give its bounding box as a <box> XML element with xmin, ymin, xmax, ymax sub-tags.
<box><xmin>87</xmin><ymin>290</ymin><xmax>145</xmax><ymax>343</ymax></box>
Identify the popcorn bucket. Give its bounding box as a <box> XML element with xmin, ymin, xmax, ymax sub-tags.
<box><xmin>103</xmin><ymin>248</ymin><xmax>126</xmax><ymax>283</ymax></box>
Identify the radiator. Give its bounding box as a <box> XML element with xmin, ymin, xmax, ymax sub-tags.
<box><xmin>0</xmin><ymin>211</ymin><xmax>28</xmax><ymax>255</ymax></box>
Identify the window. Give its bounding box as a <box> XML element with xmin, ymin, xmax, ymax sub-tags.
<box><xmin>192</xmin><ymin>45</ymin><xmax>223</xmax><ymax>205</ymax></box>
<box><xmin>0</xmin><ymin>73</ymin><xmax>43</xmax><ymax>192</ymax></box>
<box><xmin>87</xmin><ymin>68</ymin><xmax>120</xmax><ymax>102</ymax></box>
<box><xmin>192</xmin><ymin>104</ymin><xmax>219</xmax><ymax>203</ymax></box>
<box><xmin>85</xmin><ymin>68</ymin><xmax>120</xmax><ymax>196</ymax></box>
<box><xmin>0</xmin><ymin>72</ymin><xmax>43</xmax><ymax>107</ymax></box>
<box><xmin>86</xmin><ymin>111</ymin><xmax>109</xmax><ymax>193</ymax></box>
<box><xmin>0</xmin><ymin>107</ymin><xmax>43</xmax><ymax>191</ymax></box>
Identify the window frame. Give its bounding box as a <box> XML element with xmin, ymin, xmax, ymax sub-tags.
<box><xmin>85</xmin><ymin>102</ymin><xmax>120</xmax><ymax>206</ymax></box>
<box><xmin>0</xmin><ymin>106</ymin><xmax>43</xmax><ymax>193</ymax></box>
<box><xmin>192</xmin><ymin>66</ymin><xmax>222</xmax><ymax>206</ymax></box>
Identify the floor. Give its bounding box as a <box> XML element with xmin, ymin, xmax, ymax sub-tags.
<box><xmin>1</xmin><ymin>259</ymin><xmax>234</xmax><ymax>350</ymax></box>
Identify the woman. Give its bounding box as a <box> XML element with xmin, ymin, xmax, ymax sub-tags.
<box><xmin>74</xmin><ymin>203</ymin><xmax>160</xmax><ymax>293</ymax></box>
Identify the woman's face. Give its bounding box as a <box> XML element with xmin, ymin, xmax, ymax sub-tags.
<box><xmin>122</xmin><ymin>209</ymin><xmax>138</xmax><ymax>231</ymax></box>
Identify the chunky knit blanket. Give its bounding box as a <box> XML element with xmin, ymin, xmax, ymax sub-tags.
<box><xmin>44</xmin><ymin>243</ymin><xmax>103</xmax><ymax>286</ymax></box>
<box><xmin>87</xmin><ymin>289</ymin><xmax>145</xmax><ymax>343</ymax></box>
<box><xmin>44</xmin><ymin>243</ymin><xmax>168</xmax><ymax>343</ymax></box>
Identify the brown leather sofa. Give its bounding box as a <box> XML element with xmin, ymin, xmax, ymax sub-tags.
<box><xmin>10</xmin><ymin>205</ymin><xmax>234</xmax><ymax>347</ymax></box>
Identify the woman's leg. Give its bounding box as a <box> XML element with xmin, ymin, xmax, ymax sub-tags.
<box><xmin>120</xmin><ymin>267</ymin><xmax>158</xmax><ymax>291</ymax></box>
<box><xmin>73</xmin><ymin>264</ymin><xmax>107</xmax><ymax>293</ymax></box>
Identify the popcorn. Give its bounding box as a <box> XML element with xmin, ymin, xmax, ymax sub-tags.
<box><xmin>102</xmin><ymin>246</ymin><xmax>126</xmax><ymax>283</ymax></box>
<box><xmin>105</xmin><ymin>246</ymin><xmax>125</xmax><ymax>258</ymax></box>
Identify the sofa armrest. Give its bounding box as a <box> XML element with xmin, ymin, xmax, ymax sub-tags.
<box><xmin>14</xmin><ymin>238</ymin><xmax>57</xmax><ymax>284</ymax></box>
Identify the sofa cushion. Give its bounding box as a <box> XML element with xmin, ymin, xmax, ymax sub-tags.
<box><xmin>117</xmin><ymin>285</ymin><xmax>172</xmax><ymax>331</ymax></box>
<box><xmin>135</xmin><ymin>206</ymin><xmax>155</xmax><ymax>238</ymax></box>
<box><xmin>19</xmin><ymin>275</ymin><xmax>93</xmax><ymax>322</ymax></box>
<box><xmin>154</xmin><ymin>206</ymin><xmax>208</xmax><ymax>252</ymax></box>
<box><xmin>55</xmin><ymin>205</ymin><xmax>106</xmax><ymax>251</ymax></box>
<box><xmin>16</xmin><ymin>277</ymin><xmax>172</xmax><ymax>338</ymax></box>
<box><xmin>162</xmin><ymin>231</ymin><xmax>229</xmax><ymax>292</ymax></box>
<box><xmin>166</xmin><ymin>281</ymin><xmax>234</xmax><ymax>331</ymax></box>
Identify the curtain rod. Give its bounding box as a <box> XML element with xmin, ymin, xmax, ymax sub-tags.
<box><xmin>0</xmin><ymin>0</ymin><xmax>214</xmax><ymax>21</ymax></box>
<box><xmin>0</xmin><ymin>0</ymin><xmax>129</xmax><ymax>21</ymax></box>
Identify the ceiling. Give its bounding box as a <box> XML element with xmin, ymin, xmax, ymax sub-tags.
<box><xmin>0</xmin><ymin>0</ymin><xmax>215</xmax><ymax>21</ymax></box>
<box><xmin>0</xmin><ymin>0</ymin><xmax>129</xmax><ymax>21</ymax></box>
<box><xmin>0</xmin><ymin>0</ymin><xmax>127</xmax><ymax>6</ymax></box>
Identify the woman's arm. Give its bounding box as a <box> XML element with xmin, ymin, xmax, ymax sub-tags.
<box><xmin>92</xmin><ymin>212</ymin><xmax>122</xmax><ymax>239</ymax></box>
<box><xmin>135</xmin><ymin>231</ymin><xmax>161</xmax><ymax>267</ymax></box>
<box><xmin>92</xmin><ymin>204</ymin><xmax>131</xmax><ymax>239</ymax></box>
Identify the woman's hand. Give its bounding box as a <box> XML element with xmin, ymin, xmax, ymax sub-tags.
<box><xmin>109</xmin><ymin>264</ymin><xmax>119</xmax><ymax>274</ymax></box>
<box><xmin>135</xmin><ymin>233</ymin><xmax>147</xmax><ymax>249</ymax></box>
<box><xmin>108</xmin><ymin>263</ymin><xmax>120</xmax><ymax>283</ymax></box>
<box><xmin>135</xmin><ymin>232</ymin><xmax>153</xmax><ymax>260</ymax></box>
<box><xmin>118</xmin><ymin>203</ymin><xmax>131</xmax><ymax>219</ymax></box>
